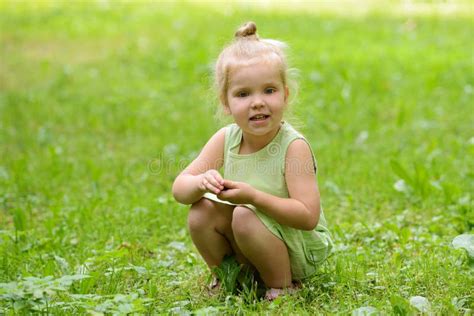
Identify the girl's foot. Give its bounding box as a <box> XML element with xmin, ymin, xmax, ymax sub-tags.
<box><xmin>206</xmin><ymin>277</ymin><xmax>221</xmax><ymax>297</ymax></box>
<box><xmin>264</xmin><ymin>281</ymin><xmax>301</xmax><ymax>301</ymax></box>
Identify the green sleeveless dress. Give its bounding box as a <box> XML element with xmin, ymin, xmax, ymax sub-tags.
<box><xmin>203</xmin><ymin>121</ymin><xmax>333</xmax><ymax>280</ymax></box>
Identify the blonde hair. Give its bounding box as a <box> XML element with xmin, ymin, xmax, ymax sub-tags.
<box><xmin>214</xmin><ymin>21</ymin><xmax>295</xmax><ymax>110</ymax></box>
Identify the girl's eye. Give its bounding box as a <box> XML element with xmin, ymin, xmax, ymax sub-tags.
<box><xmin>265</xmin><ymin>88</ymin><xmax>276</xmax><ymax>94</ymax></box>
<box><xmin>237</xmin><ymin>91</ymin><xmax>249</xmax><ymax>98</ymax></box>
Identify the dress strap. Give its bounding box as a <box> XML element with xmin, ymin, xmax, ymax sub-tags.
<box><xmin>224</xmin><ymin>123</ymin><xmax>241</xmax><ymax>154</ymax></box>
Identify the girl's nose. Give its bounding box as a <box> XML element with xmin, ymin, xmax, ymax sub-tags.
<box><xmin>251</xmin><ymin>95</ymin><xmax>265</xmax><ymax>108</ymax></box>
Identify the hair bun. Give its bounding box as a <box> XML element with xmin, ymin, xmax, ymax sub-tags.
<box><xmin>235</xmin><ymin>21</ymin><xmax>258</xmax><ymax>39</ymax></box>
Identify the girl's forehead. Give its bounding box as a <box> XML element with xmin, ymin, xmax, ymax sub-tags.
<box><xmin>228</xmin><ymin>59</ymin><xmax>283</xmax><ymax>86</ymax></box>
<box><xmin>229</xmin><ymin>54</ymin><xmax>281</xmax><ymax>70</ymax></box>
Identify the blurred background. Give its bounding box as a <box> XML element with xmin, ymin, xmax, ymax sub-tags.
<box><xmin>0</xmin><ymin>0</ymin><xmax>473</xmax><ymax>314</ymax></box>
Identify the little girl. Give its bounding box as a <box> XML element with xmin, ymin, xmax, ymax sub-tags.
<box><xmin>172</xmin><ymin>21</ymin><xmax>332</xmax><ymax>300</ymax></box>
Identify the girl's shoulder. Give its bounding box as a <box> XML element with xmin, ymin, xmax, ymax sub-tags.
<box><xmin>281</xmin><ymin>122</ymin><xmax>318</xmax><ymax>172</ymax></box>
<box><xmin>203</xmin><ymin>126</ymin><xmax>227</xmax><ymax>150</ymax></box>
<box><xmin>279</xmin><ymin>121</ymin><xmax>307</xmax><ymax>144</ymax></box>
<box><xmin>225</xmin><ymin>123</ymin><xmax>240</xmax><ymax>133</ymax></box>
<box><xmin>223</xmin><ymin>123</ymin><xmax>242</xmax><ymax>143</ymax></box>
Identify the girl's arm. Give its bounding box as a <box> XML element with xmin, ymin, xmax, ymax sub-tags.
<box><xmin>255</xmin><ymin>139</ymin><xmax>320</xmax><ymax>230</ymax></box>
<box><xmin>218</xmin><ymin>139</ymin><xmax>320</xmax><ymax>230</ymax></box>
<box><xmin>172</xmin><ymin>127</ymin><xmax>226</xmax><ymax>205</ymax></box>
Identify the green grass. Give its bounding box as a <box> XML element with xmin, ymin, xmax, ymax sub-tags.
<box><xmin>1</xmin><ymin>1</ymin><xmax>473</xmax><ymax>314</ymax></box>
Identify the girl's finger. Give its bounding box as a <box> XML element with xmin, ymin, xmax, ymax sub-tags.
<box><xmin>204</xmin><ymin>176</ymin><xmax>221</xmax><ymax>194</ymax></box>
<box><xmin>217</xmin><ymin>188</ymin><xmax>235</xmax><ymax>200</ymax></box>
<box><xmin>223</xmin><ymin>179</ymin><xmax>236</xmax><ymax>188</ymax></box>
<box><xmin>205</xmin><ymin>175</ymin><xmax>220</xmax><ymax>189</ymax></box>
<box><xmin>202</xmin><ymin>178</ymin><xmax>209</xmax><ymax>190</ymax></box>
<box><xmin>216</xmin><ymin>189</ymin><xmax>228</xmax><ymax>200</ymax></box>
<box><xmin>214</xmin><ymin>178</ymin><xmax>224</xmax><ymax>189</ymax></box>
<box><xmin>207</xmin><ymin>174</ymin><xmax>224</xmax><ymax>190</ymax></box>
<box><xmin>209</xmin><ymin>170</ymin><xmax>224</xmax><ymax>186</ymax></box>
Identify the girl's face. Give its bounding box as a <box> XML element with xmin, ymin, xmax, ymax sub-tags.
<box><xmin>225</xmin><ymin>60</ymin><xmax>289</xmax><ymax>139</ymax></box>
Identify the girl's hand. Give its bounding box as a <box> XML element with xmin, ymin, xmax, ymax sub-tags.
<box><xmin>199</xmin><ymin>170</ymin><xmax>225</xmax><ymax>195</ymax></box>
<box><xmin>217</xmin><ymin>180</ymin><xmax>256</xmax><ymax>205</ymax></box>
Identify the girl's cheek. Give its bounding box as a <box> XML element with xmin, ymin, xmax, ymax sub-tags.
<box><xmin>234</xmin><ymin>100</ymin><xmax>245</xmax><ymax>107</ymax></box>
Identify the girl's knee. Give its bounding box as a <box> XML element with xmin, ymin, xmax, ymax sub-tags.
<box><xmin>188</xmin><ymin>198</ymin><xmax>232</xmax><ymax>234</ymax></box>
<box><xmin>232</xmin><ymin>206</ymin><xmax>258</xmax><ymax>239</ymax></box>
<box><xmin>188</xmin><ymin>198</ymin><xmax>216</xmax><ymax>233</ymax></box>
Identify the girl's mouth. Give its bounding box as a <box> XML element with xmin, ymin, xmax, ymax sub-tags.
<box><xmin>249</xmin><ymin>114</ymin><xmax>270</xmax><ymax>121</ymax></box>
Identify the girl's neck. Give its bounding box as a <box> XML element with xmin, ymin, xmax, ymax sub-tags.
<box><xmin>239</xmin><ymin>122</ymin><xmax>283</xmax><ymax>154</ymax></box>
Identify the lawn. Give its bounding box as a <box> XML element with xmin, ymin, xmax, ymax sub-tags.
<box><xmin>0</xmin><ymin>1</ymin><xmax>473</xmax><ymax>314</ymax></box>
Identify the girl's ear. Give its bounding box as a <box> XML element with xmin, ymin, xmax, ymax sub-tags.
<box><xmin>220</xmin><ymin>94</ymin><xmax>230</xmax><ymax>114</ymax></box>
<box><xmin>284</xmin><ymin>86</ymin><xmax>290</xmax><ymax>102</ymax></box>
<box><xmin>221</xmin><ymin>101</ymin><xmax>231</xmax><ymax>114</ymax></box>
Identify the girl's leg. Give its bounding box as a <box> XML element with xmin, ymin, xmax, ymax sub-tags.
<box><xmin>231</xmin><ymin>206</ymin><xmax>292</xmax><ymax>289</ymax></box>
<box><xmin>187</xmin><ymin>198</ymin><xmax>249</xmax><ymax>268</ymax></box>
